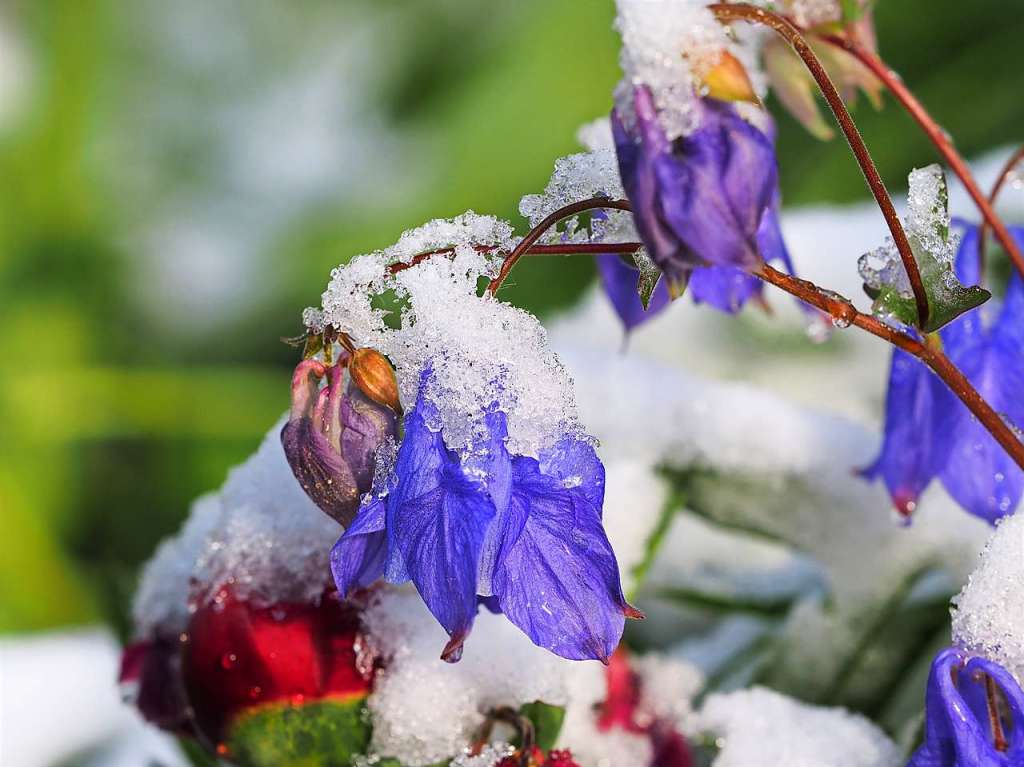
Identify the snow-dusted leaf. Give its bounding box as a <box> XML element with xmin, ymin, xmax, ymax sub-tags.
<box><xmin>860</xmin><ymin>165</ymin><xmax>990</xmax><ymax>332</ymax></box>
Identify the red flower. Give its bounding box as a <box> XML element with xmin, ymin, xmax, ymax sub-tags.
<box><xmin>597</xmin><ymin>649</ymin><xmax>694</xmax><ymax>767</ymax></box>
<box><xmin>121</xmin><ymin>587</ymin><xmax>375</xmax><ymax>764</ymax></box>
<box><xmin>496</xmin><ymin>746</ymin><xmax>581</xmax><ymax>767</ymax></box>
<box><xmin>182</xmin><ymin>587</ymin><xmax>373</xmax><ymax>744</ymax></box>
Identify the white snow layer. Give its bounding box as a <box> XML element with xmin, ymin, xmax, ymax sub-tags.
<box><xmin>697</xmin><ymin>687</ymin><xmax>900</xmax><ymax>767</ymax></box>
<box><xmin>952</xmin><ymin>509</ymin><xmax>1024</xmax><ymax>685</ymax></box>
<box><xmin>132</xmin><ymin>418</ymin><xmax>339</xmax><ymax>637</ymax></box>
<box><xmin>310</xmin><ymin>212</ymin><xmax>585</xmax><ymax>456</ymax></box>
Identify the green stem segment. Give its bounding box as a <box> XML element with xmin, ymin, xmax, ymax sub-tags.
<box><xmin>708</xmin><ymin>2</ymin><xmax>930</xmax><ymax>328</ymax></box>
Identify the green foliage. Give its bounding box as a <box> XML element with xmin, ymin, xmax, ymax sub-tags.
<box><xmin>225</xmin><ymin>698</ymin><xmax>372</xmax><ymax>767</ymax></box>
<box><xmin>863</xmin><ymin>166</ymin><xmax>990</xmax><ymax>332</ymax></box>
<box><xmin>518</xmin><ymin>701</ymin><xmax>567</xmax><ymax>753</ymax></box>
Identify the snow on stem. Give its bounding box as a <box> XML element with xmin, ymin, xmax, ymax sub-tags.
<box><xmin>707</xmin><ymin>2</ymin><xmax>930</xmax><ymax>327</ymax></box>
<box><xmin>819</xmin><ymin>33</ymin><xmax>1024</xmax><ymax>280</ymax></box>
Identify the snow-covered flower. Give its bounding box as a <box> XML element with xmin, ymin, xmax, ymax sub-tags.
<box><xmin>908</xmin><ymin>647</ymin><xmax>1024</xmax><ymax>767</ymax></box>
<box><xmin>861</xmin><ymin>225</ymin><xmax>1024</xmax><ymax>523</ymax></box>
<box><xmin>612</xmin><ymin>86</ymin><xmax>782</xmax><ymax>294</ymax></box>
<box><xmin>332</xmin><ymin>368</ymin><xmax>639</xmax><ymax>664</ymax></box>
<box><xmin>121</xmin><ymin>586</ymin><xmax>375</xmax><ymax>764</ymax></box>
<box><xmin>281</xmin><ymin>356</ymin><xmax>398</xmax><ymax>527</ymax></box>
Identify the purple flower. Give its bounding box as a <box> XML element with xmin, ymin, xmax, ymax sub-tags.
<box><xmin>331</xmin><ymin>368</ymin><xmax>638</xmax><ymax>663</ymax></box>
<box><xmin>861</xmin><ymin>225</ymin><xmax>1024</xmax><ymax>523</ymax></box>
<box><xmin>597</xmin><ymin>195</ymin><xmax>795</xmax><ymax>332</ymax></box>
<box><xmin>908</xmin><ymin>647</ymin><xmax>1024</xmax><ymax>766</ymax></box>
<box><xmin>281</xmin><ymin>358</ymin><xmax>398</xmax><ymax>526</ymax></box>
<box><xmin>612</xmin><ymin>87</ymin><xmax>778</xmax><ymax>290</ymax></box>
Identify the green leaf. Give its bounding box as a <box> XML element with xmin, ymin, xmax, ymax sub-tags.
<box><xmin>862</xmin><ymin>165</ymin><xmax>990</xmax><ymax>333</ymax></box>
<box><xmin>225</xmin><ymin>696</ymin><xmax>371</xmax><ymax>767</ymax></box>
<box><xmin>632</xmin><ymin>249</ymin><xmax>662</xmax><ymax>310</ymax></box>
<box><xmin>517</xmin><ymin>701</ymin><xmax>567</xmax><ymax>752</ymax></box>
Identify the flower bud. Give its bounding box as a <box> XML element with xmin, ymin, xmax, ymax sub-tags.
<box><xmin>181</xmin><ymin>588</ymin><xmax>375</xmax><ymax>766</ymax></box>
<box><xmin>349</xmin><ymin>347</ymin><xmax>403</xmax><ymax>415</ymax></box>
<box><xmin>701</xmin><ymin>52</ymin><xmax>758</xmax><ymax>104</ymax></box>
<box><xmin>282</xmin><ymin>358</ymin><xmax>398</xmax><ymax>526</ymax></box>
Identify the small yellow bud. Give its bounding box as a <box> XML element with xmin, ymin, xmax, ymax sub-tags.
<box><xmin>702</xmin><ymin>52</ymin><xmax>759</xmax><ymax>104</ymax></box>
<box><xmin>349</xmin><ymin>348</ymin><xmax>403</xmax><ymax>414</ymax></box>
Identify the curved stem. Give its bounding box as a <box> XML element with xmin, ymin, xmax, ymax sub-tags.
<box><xmin>708</xmin><ymin>3</ymin><xmax>929</xmax><ymax>327</ymax></box>
<box><xmin>473</xmin><ymin>191</ymin><xmax>1024</xmax><ymax>472</ymax></box>
<box><xmin>754</xmin><ymin>262</ymin><xmax>1024</xmax><ymax>470</ymax></box>
<box><xmin>978</xmin><ymin>145</ymin><xmax>1024</xmax><ymax>269</ymax></box>
<box><xmin>820</xmin><ymin>34</ymin><xmax>1024</xmax><ymax>279</ymax></box>
<box><xmin>487</xmin><ymin>197</ymin><xmax>634</xmax><ymax>294</ymax></box>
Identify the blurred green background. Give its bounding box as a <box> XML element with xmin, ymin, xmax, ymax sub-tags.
<box><xmin>1</xmin><ymin>0</ymin><xmax>1021</xmax><ymax>638</ymax></box>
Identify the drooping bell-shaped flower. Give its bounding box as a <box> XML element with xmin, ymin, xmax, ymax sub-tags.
<box><xmin>597</xmin><ymin>188</ymin><xmax>795</xmax><ymax>333</ymax></box>
<box><xmin>612</xmin><ymin>86</ymin><xmax>779</xmax><ymax>291</ymax></box>
<box><xmin>861</xmin><ymin>224</ymin><xmax>1024</xmax><ymax>523</ymax></box>
<box><xmin>332</xmin><ymin>367</ymin><xmax>639</xmax><ymax>663</ymax></box>
<box><xmin>908</xmin><ymin>647</ymin><xmax>1024</xmax><ymax>766</ymax></box>
<box><xmin>281</xmin><ymin>356</ymin><xmax>398</xmax><ymax>527</ymax></box>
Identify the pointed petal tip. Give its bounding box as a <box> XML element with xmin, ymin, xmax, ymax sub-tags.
<box><xmin>441</xmin><ymin>632</ymin><xmax>467</xmax><ymax>664</ymax></box>
<box><xmin>623</xmin><ymin>604</ymin><xmax>645</xmax><ymax>621</ymax></box>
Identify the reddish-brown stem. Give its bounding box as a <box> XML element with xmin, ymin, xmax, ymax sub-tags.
<box><xmin>708</xmin><ymin>3</ymin><xmax>929</xmax><ymax>326</ymax></box>
<box><xmin>387</xmin><ymin>239</ymin><xmax>641</xmax><ymax>276</ymax></box>
<box><xmin>487</xmin><ymin>198</ymin><xmax>634</xmax><ymax>294</ymax></box>
<box><xmin>478</xmin><ymin>192</ymin><xmax>1024</xmax><ymax>471</ymax></box>
<box><xmin>985</xmin><ymin>674</ymin><xmax>1009</xmax><ymax>753</ymax></box>
<box><xmin>754</xmin><ymin>262</ymin><xmax>1024</xmax><ymax>470</ymax></box>
<box><xmin>821</xmin><ymin>35</ymin><xmax>1024</xmax><ymax>280</ymax></box>
<box><xmin>978</xmin><ymin>145</ymin><xmax>1024</xmax><ymax>269</ymax></box>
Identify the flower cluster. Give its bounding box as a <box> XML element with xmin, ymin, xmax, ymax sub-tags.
<box><xmin>862</xmin><ymin>224</ymin><xmax>1024</xmax><ymax>523</ymax></box>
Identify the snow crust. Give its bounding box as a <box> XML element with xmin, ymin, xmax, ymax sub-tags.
<box><xmin>615</xmin><ymin>0</ymin><xmax>732</xmax><ymax>139</ymax></box>
<box><xmin>310</xmin><ymin>212</ymin><xmax>582</xmax><ymax>456</ymax></box>
<box><xmin>951</xmin><ymin>510</ymin><xmax>1024</xmax><ymax>684</ymax></box>
<box><xmin>132</xmin><ymin>419</ymin><xmax>339</xmax><ymax>637</ymax></box>
<box><xmin>697</xmin><ymin>687</ymin><xmax>900</xmax><ymax>767</ymax></box>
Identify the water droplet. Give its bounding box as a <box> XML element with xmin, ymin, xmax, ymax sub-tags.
<box><xmin>248</xmin><ymin>685</ymin><xmax>263</xmax><ymax>700</ymax></box>
<box><xmin>290</xmin><ymin>694</ymin><xmax>305</xmax><ymax>706</ymax></box>
<box><xmin>220</xmin><ymin>653</ymin><xmax>238</xmax><ymax>670</ymax></box>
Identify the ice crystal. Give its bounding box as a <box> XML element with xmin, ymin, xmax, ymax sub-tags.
<box><xmin>131</xmin><ymin>419</ymin><xmax>339</xmax><ymax>637</ymax></box>
<box><xmin>951</xmin><ymin>510</ymin><xmax>1024</xmax><ymax>685</ymax></box>
<box><xmin>312</xmin><ymin>212</ymin><xmax>583</xmax><ymax>455</ymax></box>
<box><xmin>615</xmin><ymin>0</ymin><xmax>732</xmax><ymax>139</ymax></box>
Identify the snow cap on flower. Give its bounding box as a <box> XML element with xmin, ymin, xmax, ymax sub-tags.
<box><xmin>612</xmin><ymin>87</ymin><xmax>779</xmax><ymax>288</ymax></box>
<box><xmin>908</xmin><ymin>647</ymin><xmax>1024</xmax><ymax>766</ymax></box>
<box><xmin>305</xmin><ymin>216</ymin><xmax>637</xmax><ymax>661</ymax></box>
<box><xmin>281</xmin><ymin>357</ymin><xmax>398</xmax><ymax>527</ymax></box>
<box><xmin>333</xmin><ymin>367</ymin><xmax>637</xmax><ymax>663</ymax></box>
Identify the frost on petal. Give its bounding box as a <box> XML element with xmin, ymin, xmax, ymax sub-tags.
<box><xmin>490</xmin><ymin>458</ymin><xmax>628</xmax><ymax>663</ymax></box>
